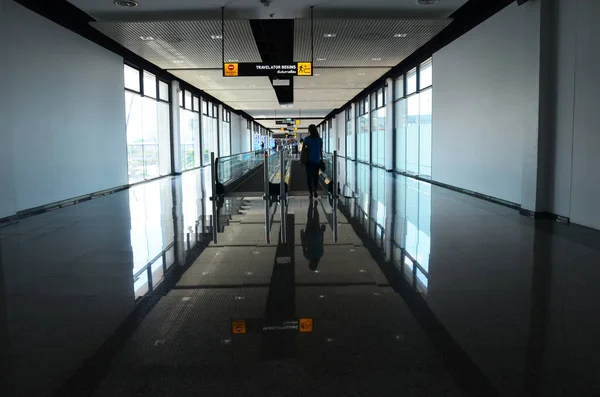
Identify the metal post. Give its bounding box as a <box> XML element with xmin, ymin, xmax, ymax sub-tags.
<box><xmin>147</xmin><ymin>267</ymin><xmax>153</xmax><ymax>292</ymax></box>
<box><xmin>333</xmin><ymin>150</ymin><xmax>338</xmax><ymax>242</ymax></box>
<box><xmin>280</xmin><ymin>149</ymin><xmax>286</xmax><ymax>243</ymax></box>
<box><xmin>263</xmin><ymin>152</ymin><xmax>270</xmax><ymax>244</ymax></box>
<box><xmin>210</xmin><ymin>152</ymin><xmax>218</xmax><ymax>243</ymax></box>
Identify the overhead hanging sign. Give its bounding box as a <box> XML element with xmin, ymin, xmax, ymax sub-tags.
<box><xmin>224</xmin><ymin>62</ymin><xmax>238</xmax><ymax>77</ymax></box>
<box><xmin>223</xmin><ymin>62</ymin><xmax>313</xmax><ymax>77</ymax></box>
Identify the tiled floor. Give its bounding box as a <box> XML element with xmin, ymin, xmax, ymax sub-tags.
<box><xmin>1</xmin><ymin>160</ymin><xmax>600</xmax><ymax>396</ymax></box>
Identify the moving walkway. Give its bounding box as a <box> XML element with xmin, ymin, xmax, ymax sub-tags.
<box><xmin>211</xmin><ymin>148</ymin><xmax>341</xmax><ymax>244</ymax></box>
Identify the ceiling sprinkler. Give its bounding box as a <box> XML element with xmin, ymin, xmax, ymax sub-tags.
<box><xmin>260</xmin><ymin>0</ymin><xmax>272</xmax><ymax>6</ymax></box>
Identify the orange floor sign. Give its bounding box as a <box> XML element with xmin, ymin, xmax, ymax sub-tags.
<box><xmin>232</xmin><ymin>320</ymin><xmax>247</xmax><ymax>334</ymax></box>
<box><xmin>299</xmin><ymin>318</ymin><xmax>313</xmax><ymax>332</ymax></box>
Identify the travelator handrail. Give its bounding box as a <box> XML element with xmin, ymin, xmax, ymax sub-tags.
<box><xmin>214</xmin><ymin>149</ymin><xmax>275</xmax><ymax>194</ymax></box>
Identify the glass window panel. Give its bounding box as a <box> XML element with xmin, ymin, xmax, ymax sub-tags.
<box><xmin>180</xmin><ymin>109</ymin><xmax>200</xmax><ymax>170</ymax></box>
<box><xmin>395</xmin><ymin>76</ymin><xmax>404</xmax><ymax>99</ymax></box>
<box><xmin>221</xmin><ymin>119</ymin><xmax>231</xmax><ymax>156</ymax></box>
<box><xmin>377</xmin><ymin>88</ymin><xmax>384</xmax><ymax>108</ymax></box>
<box><xmin>395</xmin><ymin>98</ymin><xmax>407</xmax><ymax>172</ymax></box>
<box><xmin>193</xmin><ymin>96</ymin><xmax>200</xmax><ymax>112</ymax></box>
<box><xmin>202</xmin><ymin>114</ymin><xmax>219</xmax><ymax>165</ymax></box>
<box><xmin>143</xmin><ymin>143</ymin><xmax>160</xmax><ymax>179</ymax></box>
<box><xmin>125</xmin><ymin>90</ymin><xmax>171</xmax><ymax>182</ymax></box>
<box><xmin>159</xmin><ymin>81</ymin><xmax>169</xmax><ymax>101</ymax></box>
<box><xmin>184</xmin><ymin>91</ymin><xmax>192</xmax><ymax>110</ymax></box>
<box><xmin>125</xmin><ymin>92</ymin><xmax>143</xmax><ymax>182</ymax></box>
<box><xmin>202</xmin><ymin>100</ymin><xmax>208</xmax><ymax>115</ymax></box>
<box><xmin>124</xmin><ymin>65</ymin><xmax>140</xmax><ymax>92</ymax></box>
<box><xmin>419</xmin><ymin>88</ymin><xmax>432</xmax><ymax>177</ymax></box>
<box><xmin>420</xmin><ymin>59</ymin><xmax>433</xmax><ymax>89</ymax></box>
<box><xmin>370</xmin><ymin>93</ymin><xmax>377</xmax><ymax>110</ymax></box>
<box><xmin>143</xmin><ymin>71</ymin><xmax>156</xmax><ymax>98</ymax></box>
<box><xmin>371</xmin><ymin>107</ymin><xmax>385</xmax><ymax>167</ymax></box>
<box><xmin>142</xmin><ymin>97</ymin><xmax>159</xmax><ymax>179</ymax></box>
<box><xmin>357</xmin><ymin>113</ymin><xmax>370</xmax><ymax>163</ymax></box>
<box><xmin>346</xmin><ymin>117</ymin><xmax>354</xmax><ymax>160</ymax></box>
<box><xmin>406</xmin><ymin>68</ymin><xmax>417</xmax><ymax>95</ymax></box>
<box><xmin>157</xmin><ymin>102</ymin><xmax>171</xmax><ymax>176</ymax></box>
<box><xmin>406</xmin><ymin>93</ymin><xmax>420</xmax><ymax>174</ymax></box>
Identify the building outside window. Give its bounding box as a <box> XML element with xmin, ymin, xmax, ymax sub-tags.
<box><xmin>371</xmin><ymin>87</ymin><xmax>386</xmax><ymax>167</ymax></box>
<box><xmin>356</xmin><ymin>97</ymin><xmax>370</xmax><ymax>163</ymax></box>
<box><xmin>394</xmin><ymin>76</ymin><xmax>406</xmax><ymax>173</ymax></box>
<box><xmin>328</xmin><ymin>119</ymin><xmax>333</xmax><ymax>153</ymax></box>
<box><xmin>394</xmin><ymin>59</ymin><xmax>433</xmax><ymax>178</ymax></box>
<box><xmin>124</xmin><ymin>65</ymin><xmax>171</xmax><ymax>183</ymax></box>
<box><xmin>253</xmin><ymin>123</ymin><xmax>261</xmax><ymax>150</ymax></box>
<box><xmin>179</xmin><ymin>89</ymin><xmax>201</xmax><ymax>170</ymax></box>
<box><xmin>221</xmin><ymin>109</ymin><xmax>231</xmax><ymax>157</ymax></box>
<box><xmin>202</xmin><ymin>101</ymin><xmax>218</xmax><ymax>165</ymax></box>
<box><xmin>345</xmin><ymin>108</ymin><xmax>354</xmax><ymax>159</ymax></box>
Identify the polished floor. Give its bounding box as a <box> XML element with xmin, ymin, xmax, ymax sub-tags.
<box><xmin>1</xmin><ymin>160</ymin><xmax>600</xmax><ymax>396</ymax></box>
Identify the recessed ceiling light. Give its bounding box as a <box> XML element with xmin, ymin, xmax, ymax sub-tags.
<box><xmin>228</xmin><ymin>59</ymin><xmax>239</xmax><ymax>62</ymax></box>
<box><xmin>316</xmin><ymin>58</ymin><xmax>326</xmax><ymax>61</ymax></box>
<box><xmin>394</xmin><ymin>33</ymin><xmax>408</xmax><ymax>38</ymax></box>
<box><xmin>114</xmin><ymin>0</ymin><xmax>138</xmax><ymax>7</ymax></box>
<box><xmin>210</xmin><ymin>34</ymin><xmax>223</xmax><ymax>39</ymax></box>
<box><xmin>139</xmin><ymin>36</ymin><xmax>154</xmax><ymax>41</ymax></box>
<box><xmin>173</xmin><ymin>60</ymin><xmax>184</xmax><ymax>64</ymax></box>
<box><xmin>323</xmin><ymin>33</ymin><xmax>337</xmax><ymax>38</ymax></box>
<box><xmin>358</xmin><ymin>72</ymin><xmax>366</xmax><ymax>76</ymax></box>
<box><xmin>372</xmin><ymin>58</ymin><xmax>382</xmax><ymax>61</ymax></box>
<box><xmin>416</xmin><ymin>0</ymin><xmax>438</xmax><ymax>4</ymax></box>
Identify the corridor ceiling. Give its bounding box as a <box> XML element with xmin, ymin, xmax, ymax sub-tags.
<box><xmin>68</xmin><ymin>0</ymin><xmax>468</xmax><ymax>123</ymax></box>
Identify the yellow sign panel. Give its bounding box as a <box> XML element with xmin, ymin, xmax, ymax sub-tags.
<box><xmin>295</xmin><ymin>119</ymin><xmax>301</xmax><ymax>125</ymax></box>
<box><xmin>294</xmin><ymin>127</ymin><xmax>298</xmax><ymax>131</ymax></box>
<box><xmin>224</xmin><ymin>63</ymin><xmax>239</xmax><ymax>77</ymax></box>
<box><xmin>299</xmin><ymin>318</ymin><xmax>313</xmax><ymax>333</ymax></box>
<box><xmin>232</xmin><ymin>320</ymin><xmax>246</xmax><ymax>334</ymax></box>
<box><xmin>280</xmin><ymin>127</ymin><xmax>284</xmax><ymax>131</ymax></box>
<box><xmin>297</xmin><ymin>62</ymin><xmax>312</xmax><ymax>76</ymax></box>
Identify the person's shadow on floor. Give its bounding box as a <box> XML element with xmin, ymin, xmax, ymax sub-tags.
<box><xmin>300</xmin><ymin>201</ymin><xmax>327</xmax><ymax>271</ymax></box>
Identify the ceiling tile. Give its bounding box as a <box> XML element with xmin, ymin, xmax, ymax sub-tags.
<box><xmin>295</xmin><ymin>19</ymin><xmax>450</xmax><ymax>67</ymax></box>
<box><xmin>92</xmin><ymin>20</ymin><xmax>262</xmax><ymax>69</ymax></box>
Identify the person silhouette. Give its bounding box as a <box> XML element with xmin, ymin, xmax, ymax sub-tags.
<box><xmin>300</xmin><ymin>200</ymin><xmax>326</xmax><ymax>271</ymax></box>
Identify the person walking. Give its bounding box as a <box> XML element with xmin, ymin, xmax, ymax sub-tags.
<box><xmin>301</xmin><ymin>125</ymin><xmax>323</xmax><ymax>199</ymax></box>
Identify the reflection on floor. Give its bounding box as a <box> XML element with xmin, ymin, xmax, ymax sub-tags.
<box><xmin>1</xmin><ymin>161</ymin><xmax>600</xmax><ymax>396</ymax></box>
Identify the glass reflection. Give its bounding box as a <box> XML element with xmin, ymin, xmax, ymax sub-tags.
<box><xmin>393</xmin><ymin>176</ymin><xmax>431</xmax><ymax>294</ymax></box>
<box><xmin>128</xmin><ymin>180</ymin><xmax>175</xmax><ymax>299</ymax></box>
<box><xmin>338</xmin><ymin>160</ymin><xmax>431</xmax><ymax>294</ymax></box>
